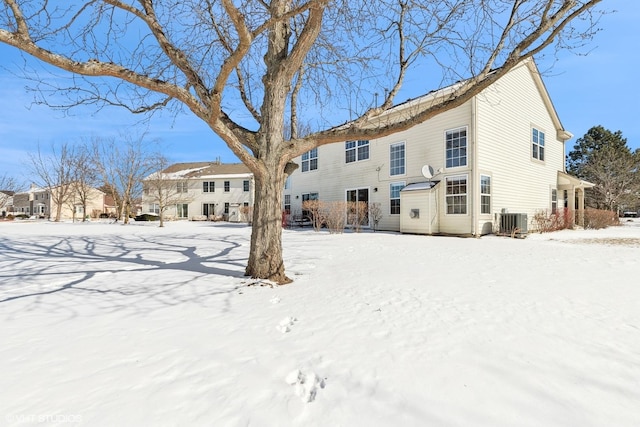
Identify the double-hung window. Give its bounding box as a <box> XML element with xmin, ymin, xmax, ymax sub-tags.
<box><xmin>203</xmin><ymin>181</ymin><xmax>215</xmax><ymax>192</ymax></box>
<box><xmin>243</xmin><ymin>180</ymin><xmax>250</xmax><ymax>192</ymax></box>
<box><xmin>390</xmin><ymin>142</ymin><xmax>405</xmax><ymax>176</ymax></box>
<box><xmin>445</xmin><ymin>127</ymin><xmax>467</xmax><ymax>168</ymax></box>
<box><xmin>446</xmin><ymin>176</ymin><xmax>467</xmax><ymax>214</ymax></box>
<box><xmin>532</xmin><ymin>128</ymin><xmax>545</xmax><ymax>161</ymax></box>
<box><xmin>345</xmin><ymin>140</ymin><xmax>370</xmax><ymax>163</ymax></box>
<box><xmin>177</xmin><ymin>182</ymin><xmax>188</xmax><ymax>193</ymax></box>
<box><xmin>551</xmin><ymin>189</ymin><xmax>558</xmax><ymax>214</ymax></box>
<box><xmin>390</xmin><ymin>182</ymin><xmax>404</xmax><ymax>215</ymax></box>
<box><xmin>284</xmin><ymin>194</ymin><xmax>291</xmax><ymax>213</ymax></box>
<box><xmin>224</xmin><ymin>181</ymin><xmax>230</xmax><ymax>192</ymax></box>
<box><xmin>480</xmin><ymin>175</ymin><xmax>491</xmax><ymax>214</ymax></box>
<box><xmin>301</xmin><ymin>148</ymin><xmax>318</xmax><ymax>172</ymax></box>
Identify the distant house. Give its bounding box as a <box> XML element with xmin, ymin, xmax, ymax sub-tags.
<box><xmin>141</xmin><ymin>162</ymin><xmax>254</xmax><ymax>222</ymax></box>
<box><xmin>285</xmin><ymin>59</ymin><xmax>594</xmax><ymax>235</ymax></box>
<box><xmin>11</xmin><ymin>184</ymin><xmax>108</xmax><ymax>220</ymax></box>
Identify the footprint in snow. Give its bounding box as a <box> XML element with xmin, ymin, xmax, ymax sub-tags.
<box><xmin>285</xmin><ymin>369</ymin><xmax>326</xmax><ymax>403</ymax></box>
<box><xmin>277</xmin><ymin>316</ymin><xmax>297</xmax><ymax>333</ymax></box>
<box><xmin>270</xmin><ymin>296</ymin><xmax>281</xmax><ymax>304</ymax></box>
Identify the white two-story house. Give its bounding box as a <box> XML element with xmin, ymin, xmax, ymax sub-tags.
<box><xmin>142</xmin><ymin>162</ymin><xmax>254</xmax><ymax>222</ymax></box>
<box><xmin>285</xmin><ymin>59</ymin><xmax>593</xmax><ymax>235</ymax></box>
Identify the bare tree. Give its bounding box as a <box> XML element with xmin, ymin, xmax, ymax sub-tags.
<box><xmin>0</xmin><ymin>0</ymin><xmax>603</xmax><ymax>283</ymax></box>
<box><xmin>28</xmin><ymin>143</ymin><xmax>76</xmax><ymax>221</ymax></box>
<box><xmin>145</xmin><ymin>154</ymin><xmax>194</xmax><ymax>227</ymax></box>
<box><xmin>68</xmin><ymin>143</ymin><xmax>100</xmax><ymax>222</ymax></box>
<box><xmin>93</xmin><ymin>134</ymin><xmax>156</xmax><ymax>224</ymax></box>
<box><xmin>0</xmin><ymin>174</ymin><xmax>19</xmax><ymax>215</ymax></box>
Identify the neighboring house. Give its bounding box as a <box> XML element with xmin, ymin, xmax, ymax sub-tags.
<box><xmin>285</xmin><ymin>59</ymin><xmax>593</xmax><ymax>235</ymax></box>
<box><xmin>12</xmin><ymin>184</ymin><xmax>109</xmax><ymax>220</ymax></box>
<box><xmin>142</xmin><ymin>162</ymin><xmax>254</xmax><ymax>222</ymax></box>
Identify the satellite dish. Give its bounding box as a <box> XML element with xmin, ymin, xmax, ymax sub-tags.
<box><xmin>421</xmin><ymin>165</ymin><xmax>434</xmax><ymax>179</ymax></box>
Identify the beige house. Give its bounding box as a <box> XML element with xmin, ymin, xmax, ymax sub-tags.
<box><xmin>142</xmin><ymin>162</ymin><xmax>254</xmax><ymax>222</ymax></box>
<box><xmin>12</xmin><ymin>184</ymin><xmax>108</xmax><ymax>220</ymax></box>
<box><xmin>285</xmin><ymin>59</ymin><xmax>593</xmax><ymax>235</ymax></box>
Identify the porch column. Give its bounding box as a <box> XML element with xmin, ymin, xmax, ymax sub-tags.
<box><xmin>576</xmin><ymin>188</ymin><xmax>585</xmax><ymax>227</ymax></box>
<box><xmin>566</xmin><ymin>187</ymin><xmax>576</xmax><ymax>225</ymax></box>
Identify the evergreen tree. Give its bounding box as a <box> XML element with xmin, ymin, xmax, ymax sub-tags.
<box><xmin>567</xmin><ymin>126</ymin><xmax>639</xmax><ymax>211</ymax></box>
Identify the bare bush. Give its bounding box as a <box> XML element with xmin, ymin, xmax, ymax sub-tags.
<box><xmin>584</xmin><ymin>208</ymin><xmax>619</xmax><ymax>229</ymax></box>
<box><xmin>348</xmin><ymin>201</ymin><xmax>369</xmax><ymax>233</ymax></box>
<box><xmin>326</xmin><ymin>201</ymin><xmax>348</xmax><ymax>234</ymax></box>
<box><xmin>369</xmin><ymin>203</ymin><xmax>383</xmax><ymax>232</ymax></box>
<box><xmin>533</xmin><ymin>209</ymin><xmax>572</xmax><ymax>233</ymax></box>
<box><xmin>302</xmin><ymin>200</ymin><xmax>326</xmax><ymax>232</ymax></box>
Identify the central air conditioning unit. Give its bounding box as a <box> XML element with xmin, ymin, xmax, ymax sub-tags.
<box><xmin>500</xmin><ymin>213</ymin><xmax>528</xmax><ymax>235</ymax></box>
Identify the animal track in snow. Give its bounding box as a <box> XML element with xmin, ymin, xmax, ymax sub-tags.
<box><xmin>285</xmin><ymin>369</ymin><xmax>326</xmax><ymax>403</ymax></box>
<box><xmin>277</xmin><ymin>316</ymin><xmax>297</xmax><ymax>333</ymax></box>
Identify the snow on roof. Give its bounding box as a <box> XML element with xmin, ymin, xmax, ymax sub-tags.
<box><xmin>401</xmin><ymin>181</ymin><xmax>439</xmax><ymax>192</ymax></box>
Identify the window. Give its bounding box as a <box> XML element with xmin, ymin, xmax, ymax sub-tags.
<box><xmin>302</xmin><ymin>148</ymin><xmax>318</xmax><ymax>172</ymax></box>
<box><xmin>390</xmin><ymin>142</ymin><xmax>405</xmax><ymax>176</ymax></box>
<box><xmin>243</xmin><ymin>180</ymin><xmax>250</xmax><ymax>192</ymax></box>
<box><xmin>446</xmin><ymin>176</ymin><xmax>467</xmax><ymax>214</ymax></box>
<box><xmin>202</xmin><ymin>203</ymin><xmax>215</xmax><ymax>217</ymax></box>
<box><xmin>390</xmin><ymin>182</ymin><xmax>404</xmax><ymax>215</ymax></box>
<box><xmin>284</xmin><ymin>194</ymin><xmax>291</xmax><ymax>213</ymax></box>
<box><xmin>203</xmin><ymin>181</ymin><xmax>215</xmax><ymax>192</ymax></box>
<box><xmin>445</xmin><ymin>127</ymin><xmax>467</xmax><ymax>168</ymax></box>
<box><xmin>224</xmin><ymin>202</ymin><xmax>230</xmax><ymax>214</ymax></box>
<box><xmin>480</xmin><ymin>175</ymin><xmax>491</xmax><ymax>214</ymax></box>
<box><xmin>284</xmin><ymin>176</ymin><xmax>291</xmax><ymax>190</ymax></box>
<box><xmin>551</xmin><ymin>189</ymin><xmax>558</xmax><ymax>214</ymax></box>
<box><xmin>177</xmin><ymin>203</ymin><xmax>189</xmax><ymax>218</ymax></box>
<box><xmin>224</xmin><ymin>181</ymin><xmax>230</xmax><ymax>192</ymax></box>
<box><xmin>149</xmin><ymin>204</ymin><xmax>160</xmax><ymax>214</ymax></box>
<box><xmin>532</xmin><ymin>128</ymin><xmax>545</xmax><ymax>161</ymax></box>
<box><xmin>345</xmin><ymin>140</ymin><xmax>370</xmax><ymax>163</ymax></box>
<box><xmin>177</xmin><ymin>182</ymin><xmax>188</xmax><ymax>193</ymax></box>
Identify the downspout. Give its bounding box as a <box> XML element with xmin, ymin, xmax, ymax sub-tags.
<box><xmin>471</xmin><ymin>96</ymin><xmax>478</xmax><ymax>236</ymax></box>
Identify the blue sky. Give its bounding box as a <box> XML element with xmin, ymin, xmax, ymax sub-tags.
<box><xmin>0</xmin><ymin>0</ymin><xmax>637</xmax><ymax>182</ymax></box>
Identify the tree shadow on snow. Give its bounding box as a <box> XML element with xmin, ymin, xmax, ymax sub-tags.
<box><xmin>0</xmin><ymin>232</ymin><xmax>251</xmax><ymax>315</ymax></box>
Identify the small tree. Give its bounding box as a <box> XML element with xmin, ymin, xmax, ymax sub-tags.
<box><xmin>369</xmin><ymin>202</ymin><xmax>383</xmax><ymax>232</ymax></box>
<box><xmin>28</xmin><ymin>143</ymin><xmax>76</xmax><ymax>221</ymax></box>
<box><xmin>93</xmin><ymin>134</ymin><xmax>156</xmax><ymax>224</ymax></box>
<box><xmin>70</xmin><ymin>143</ymin><xmax>100</xmax><ymax>222</ymax></box>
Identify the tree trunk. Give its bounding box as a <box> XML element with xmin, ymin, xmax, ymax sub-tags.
<box><xmin>245</xmin><ymin>168</ymin><xmax>291</xmax><ymax>284</ymax></box>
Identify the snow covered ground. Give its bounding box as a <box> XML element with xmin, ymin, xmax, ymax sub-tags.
<box><xmin>1</xmin><ymin>219</ymin><xmax>639</xmax><ymax>426</ymax></box>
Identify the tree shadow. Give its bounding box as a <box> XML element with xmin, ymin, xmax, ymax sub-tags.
<box><xmin>0</xmin><ymin>231</ymin><xmax>252</xmax><ymax>316</ymax></box>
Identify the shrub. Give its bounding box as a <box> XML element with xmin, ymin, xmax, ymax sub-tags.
<box><xmin>583</xmin><ymin>208</ymin><xmax>619</xmax><ymax>229</ymax></box>
<box><xmin>533</xmin><ymin>209</ymin><xmax>572</xmax><ymax>233</ymax></box>
<box><xmin>134</xmin><ymin>213</ymin><xmax>159</xmax><ymax>221</ymax></box>
<box><xmin>325</xmin><ymin>201</ymin><xmax>347</xmax><ymax>234</ymax></box>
